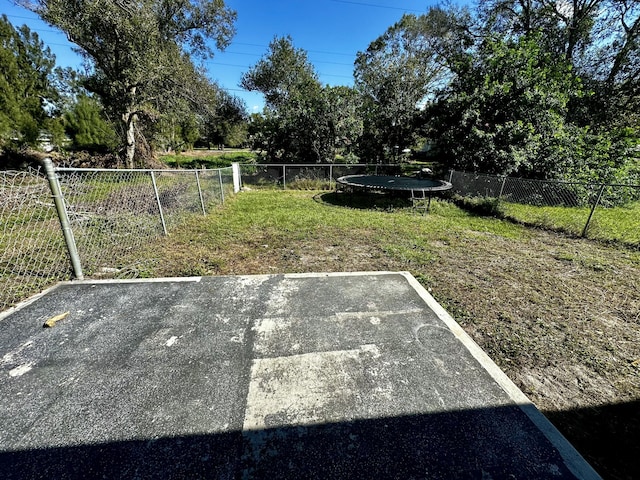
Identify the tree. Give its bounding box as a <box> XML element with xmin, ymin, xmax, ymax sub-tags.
<box><xmin>429</xmin><ymin>33</ymin><xmax>586</xmax><ymax>178</ymax></box>
<box><xmin>20</xmin><ymin>0</ymin><xmax>237</xmax><ymax>167</ymax></box>
<box><xmin>241</xmin><ymin>36</ymin><xmax>328</xmax><ymax>162</ymax></box>
<box><xmin>64</xmin><ymin>94</ymin><xmax>118</xmax><ymax>151</ymax></box>
<box><xmin>202</xmin><ymin>91</ymin><xmax>248</xmax><ymax>148</ymax></box>
<box><xmin>0</xmin><ymin>14</ymin><xmax>58</xmax><ymax>150</ymax></box>
<box><xmin>321</xmin><ymin>86</ymin><xmax>363</xmax><ymax>161</ymax></box>
<box><xmin>474</xmin><ymin>0</ymin><xmax>640</xmax><ymax>180</ymax></box>
<box><xmin>354</xmin><ymin>8</ymin><xmax>472</xmax><ymax>162</ymax></box>
<box><xmin>478</xmin><ymin>0</ymin><xmax>640</xmax><ymax>132</ymax></box>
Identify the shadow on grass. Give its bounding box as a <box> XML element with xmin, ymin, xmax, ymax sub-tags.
<box><xmin>316</xmin><ymin>191</ymin><xmax>413</xmax><ymax>211</ymax></box>
<box><xmin>544</xmin><ymin>399</ymin><xmax>640</xmax><ymax>480</ymax></box>
<box><xmin>0</xmin><ymin>405</ymin><xmax>601</xmax><ymax>479</ymax></box>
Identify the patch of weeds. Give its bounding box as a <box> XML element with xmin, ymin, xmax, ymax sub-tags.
<box><xmin>412</xmin><ymin>272</ymin><xmax>434</xmax><ymax>287</ymax></box>
<box><xmin>425</xmin><ymin>199</ymin><xmax>468</xmax><ymax>217</ymax></box>
<box><xmin>160</xmin><ymin>151</ymin><xmax>257</xmax><ymax>169</ymax></box>
<box><xmin>437</xmin><ymin>297</ymin><xmax>475</xmax><ymax>326</ymax></box>
<box><xmin>382</xmin><ymin>242</ymin><xmax>435</xmax><ymax>266</ymax></box>
<box><xmin>552</xmin><ymin>251</ymin><xmax>575</xmax><ymax>262</ymax></box>
<box><xmin>451</xmin><ymin>194</ymin><xmax>504</xmax><ymax>217</ymax></box>
<box><xmin>286</xmin><ymin>179</ymin><xmax>332</xmax><ymax>190</ymax></box>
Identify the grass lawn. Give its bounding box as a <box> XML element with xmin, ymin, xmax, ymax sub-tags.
<box><xmin>503</xmin><ymin>200</ymin><xmax>640</xmax><ymax>245</ymax></box>
<box><xmin>158</xmin><ymin>150</ymin><xmax>257</xmax><ymax>169</ymax></box>
<box><xmin>136</xmin><ymin>189</ymin><xmax>639</xmax><ymax>479</ymax></box>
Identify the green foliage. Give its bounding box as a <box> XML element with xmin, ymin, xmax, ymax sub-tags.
<box><xmin>0</xmin><ymin>15</ymin><xmax>57</xmax><ymax>149</ymax></box>
<box><xmin>469</xmin><ymin>0</ymin><xmax>640</xmax><ymax>181</ymax></box>
<box><xmin>21</xmin><ymin>0</ymin><xmax>237</xmax><ymax>167</ymax></box>
<box><xmin>201</xmin><ymin>92</ymin><xmax>248</xmax><ymax>148</ymax></box>
<box><xmin>354</xmin><ymin>8</ymin><xmax>470</xmax><ymax>163</ymax></box>
<box><xmin>160</xmin><ymin>151</ymin><xmax>257</xmax><ymax>169</ymax></box>
<box><xmin>321</xmin><ymin>86</ymin><xmax>363</xmax><ymax>159</ymax></box>
<box><xmin>242</xmin><ymin>37</ymin><xmax>362</xmax><ymax>163</ymax></box>
<box><xmin>451</xmin><ymin>194</ymin><xmax>504</xmax><ymax>217</ymax></box>
<box><xmin>64</xmin><ymin>95</ymin><xmax>118</xmax><ymax>151</ymax></box>
<box><xmin>241</xmin><ymin>36</ymin><xmax>324</xmax><ymax>162</ymax></box>
<box><xmin>430</xmin><ymin>33</ymin><xmax>586</xmax><ymax>178</ymax></box>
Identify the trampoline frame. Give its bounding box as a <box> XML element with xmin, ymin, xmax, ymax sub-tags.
<box><xmin>336</xmin><ymin>174</ymin><xmax>452</xmax><ymax>194</ymax></box>
<box><xmin>336</xmin><ymin>174</ymin><xmax>453</xmax><ymax>212</ymax></box>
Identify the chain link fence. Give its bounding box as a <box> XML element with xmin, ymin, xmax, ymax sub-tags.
<box><xmin>450</xmin><ymin>170</ymin><xmax>640</xmax><ymax>245</ymax></box>
<box><xmin>238</xmin><ymin>163</ymin><xmax>402</xmax><ymax>189</ymax></box>
<box><xmin>1</xmin><ymin>164</ymin><xmax>235</xmax><ymax>313</ymax></box>
<box><xmin>1</xmin><ymin>168</ymin><xmax>73</xmax><ymax>311</ymax></box>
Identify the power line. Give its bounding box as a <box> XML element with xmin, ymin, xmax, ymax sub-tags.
<box><xmin>223</xmin><ymin>50</ymin><xmax>352</xmax><ymax>66</ymax></box>
<box><xmin>206</xmin><ymin>61</ymin><xmax>353</xmax><ymax>79</ymax></box>
<box><xmin>4</xmin><ymin>13</ymin><xmax>359</xmax><ymax>60</ymax></box>
<box><xmin>330</xmin><ymin>0</ymin><xmax>424</xmax><ymax>13</ymax></box>
<box><xmin>233</xmin><ymin>41</ymin><xmax>354</xmax><ymax>57</ymax></box>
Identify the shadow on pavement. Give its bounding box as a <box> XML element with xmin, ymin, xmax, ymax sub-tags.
<box><xmin>0</xmin><ymin>406</ymin><xmax>593</xmax><ymax>480</ymax></box>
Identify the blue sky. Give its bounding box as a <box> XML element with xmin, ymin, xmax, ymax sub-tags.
<box><xmin>1</xmin><ymin>0</ymin><xmax>442</xmax><ymax>112</ymax></box>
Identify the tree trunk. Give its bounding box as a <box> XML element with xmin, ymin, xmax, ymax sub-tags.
<box><xmin>122</xmin><ymin>111</ymin><xmax>137</xmax><ymax>169</ymax></box>
<box><xmin>122</xmin><ymin>86</ymin><xmax>137</xmax><ymax>169</ymax></box>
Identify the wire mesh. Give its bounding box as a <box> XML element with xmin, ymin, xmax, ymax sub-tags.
<box><xmin>449</xmin><ymin>171</ymin><xmax>506</xmax><ymax>199</ymax></box>
<box><xmin>0</xmin><ymin>169</ymin><xmax>71</xmax><ymax>312</ymax></box>
<box><xmin>55</xmin><ymin>169</ymin><xmax>165</xmax><ymax>279</ymax></box>
<box><xmin>502</xmin><ymin>177</ymin><xmax>597</xmax><ymax>207</ymax></box>
<box><xmin>219</xmin><ymin>166</ymin><xmax>235</xmax><ymax>200</ymax></box>
<box><xmin>588</xmin><ymin>185</ymin><xmax>640</xmax><ymax>244</ymax></box>
<box><xmin>153</xmin><ymin>170</ymin><xmax>203</xmax><ymax>231</ymax></box>
<box><xmin>199</xmin><ymin>167</ymin><xmax>234</xmax><ymax>207</ymax></box>
<box><xmin>238</xmin><ymin>164</ymin><xmax>403</xmax><ymax>189</ymax></box>
<box><xmin>451</xmin><ymin>170</ymin><xmax>640</xmax><ymax>245</ymax></box>
<box><xmin>1</xmin><ymin>166</ymin><xmax>232</xmax><ymax>311</ymax></box>
<box><xmin>53</xmin><ymin>167</ymin><xmax>232</xmax><ymax>279</ymax></box>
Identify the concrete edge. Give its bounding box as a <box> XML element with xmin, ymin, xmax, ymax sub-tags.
<box><xmin>60</xmin><ymin>276</ymin><xmax>203</xmax><ymax>285</ymax></box>
<box><xmin>0</xmin><ymin>283</ymin><xmax>65</xmax><ymax>323</ymax></box>
<box><xmin>400</xmin><ymin>271</ymin><xmax>602</xmax><ymax>480</ymax></box>
<box><xmin>283</xmin><ymin>271</ymin><xmax>400</xmax><ymax>279</ymax></box>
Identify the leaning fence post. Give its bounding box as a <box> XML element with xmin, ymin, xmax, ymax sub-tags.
<box><xmin>150</xmin><ymin>171</ymin><xmax>168</xmax><ymax>235</ymax></box>
<box><xmin>43</xmin><ymin>158</ymin><xmax>84</xmax><ymax>280</ymax></box>
<box><xmin>448</xmin><ymin>170</ymin><xmax>454</xmax><ymax>183</ymax></box>
<box><xmin>195</xmin><ymin>170</ymin><xmax>206</xmax><ymax>215</ymax></box>
<box><xmin>498</xmin><ymin>176</ymin><xmax>507</xmax><ymax>200</ymax></box>
<box><xmin>582</xmin><ymin>184</ymin><xmax>606</xmax><ymax>238</ymax></box>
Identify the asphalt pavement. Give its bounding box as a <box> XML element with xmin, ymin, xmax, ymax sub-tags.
<box><xmin>0</xmin><ymin>272</ymin><xmax>601</xmax><ymax>479</ymax></box>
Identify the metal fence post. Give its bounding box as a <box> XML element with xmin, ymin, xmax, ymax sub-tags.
<box><xmin>195</xmin><ymin>170</ymin><xmax>206</xmax><ymax>215</ymax></box>
<box><xmin>150</xmin><ymin>171</ymin><xmax>168</xmax><ymax>235</ymax></box>
<box><xmin>448</xmin><ymin>170</ymin><xmax>454</xmax><ymax>183</ymax></box>
<box><xmin>43</xmin><ymin>159</ymin><xmax>84</xmax><ymax>280</ymax></box>
<box><xmin>218</xmin><ymin>169</ymin><xmax>225</xmax><ymax>204</ymax></box>
<box><xmin>282</xmin><ymin>165</ymin><xmax>286</xmax><ymax>189</ymax></box>
<box><xmin>498</xmin><ymin>176</ymin><xmax>507</xmax><ymax>200</ymax></box>
<box><xmin>582</xmin><ymin>184</ymin><xmax>606</xmax><ymax>238</ymax></box>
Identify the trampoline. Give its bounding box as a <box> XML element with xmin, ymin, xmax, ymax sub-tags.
<box><xmin>336</xmin><ymin>174</ymin><xmax>453</xmax><ymax>211</ymax></box>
